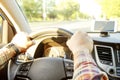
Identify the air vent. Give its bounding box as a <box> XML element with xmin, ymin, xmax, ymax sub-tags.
<box><xmin>116</xmin><ymin>51</ymin><xmax>120</xmax><ymax>76</ymax></box>
<box><xmin>116</xmin><ymin>67</ymin><xmax>120</xmax><ymax>76</ymax></box>
<box><xmin>96</xmin><ymin>46</ymin><xmax>113</xmax><ymax>66</ymax></box>
<box><xmin>117</xmin><ymin>50</ymin><xmax>120</xmax><ymax>63</ymax></box>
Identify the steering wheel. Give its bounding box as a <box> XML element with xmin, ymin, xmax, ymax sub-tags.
<box><xmin>8</xmin><ymin>28</ymin><xmax>74</xmax><ymax>80</ymax></box>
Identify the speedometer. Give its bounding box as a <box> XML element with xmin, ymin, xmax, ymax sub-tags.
<box><xmin>44</xmin><ymin>47</ymin><xmax>66</xmax><ymax>58</ymax></box>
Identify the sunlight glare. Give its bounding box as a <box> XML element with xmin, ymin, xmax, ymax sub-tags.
<box><xmin>79</xmin><ymin>0</ymin><xmax>102</xmax><ymax>18</ymax></box>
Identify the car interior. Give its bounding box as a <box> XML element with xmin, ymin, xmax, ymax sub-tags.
<box><xmin>1</xmin><ymin>0</ymin><xmax>120</xmax><ymax>80</ymax></box>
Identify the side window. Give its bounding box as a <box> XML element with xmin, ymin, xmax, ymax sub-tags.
<box><xmin>0</xmin><ymin>15</ymin><xmax>2</xmax><ymax>43</ymax></box>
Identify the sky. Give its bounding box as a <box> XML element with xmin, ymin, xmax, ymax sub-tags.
<box><xmin>56</xmin><ymin>0</ymin><xmax>102</xmax><ymax>18</ymax></box>
<box><xmin>79</xmin><ymin>0</ymin><xmax>102</xmax><ymax>18</ymax></box>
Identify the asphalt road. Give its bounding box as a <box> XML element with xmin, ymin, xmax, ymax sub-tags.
<box><xmin>30</xmin><ymin>20</ymin><xmax>94</xmax><ymax>33</ymax></box>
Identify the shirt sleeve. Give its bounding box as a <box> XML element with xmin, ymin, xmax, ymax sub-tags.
<box><xmin>0</xmin><ymin>43</ymin><xmax>16</xmax><ymax>69</ymax></box>
<box><xmin>72</xmin><ymin>49</ymin><xmax>108</xmax><ymax>80</ymax></box>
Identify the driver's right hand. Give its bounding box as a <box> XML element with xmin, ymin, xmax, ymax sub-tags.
<box><xmin>66</xmin><ymin>31</ymin><xmax>93</xmax><ymax>54</ymax></box>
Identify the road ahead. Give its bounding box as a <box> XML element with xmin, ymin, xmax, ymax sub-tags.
<box><xmin>30</xmin><ymin>20</ymin><xmax>94</xmax><ymax>33</ymax></box>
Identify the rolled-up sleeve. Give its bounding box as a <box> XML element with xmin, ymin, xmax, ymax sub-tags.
<box><xmin>0</xmin><ymin>43</ymin><xmax>16</xmax><ymax>69</ymax></box>
<box><xmin>73</xmin><ymin>50</ymin><xmax>108</xmax><ymax>80</ymax></box>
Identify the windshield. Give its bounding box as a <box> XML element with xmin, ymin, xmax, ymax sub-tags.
<box><xmin>17</xmin><ymin>0</ymin><xmax>120</xmax><ymax>33</ymax></box>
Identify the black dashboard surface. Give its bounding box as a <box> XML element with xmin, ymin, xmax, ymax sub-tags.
<box><xmin>89</xmin><ymin>32</ymin><xmax>120</xmax><ymax>79</ymax></box>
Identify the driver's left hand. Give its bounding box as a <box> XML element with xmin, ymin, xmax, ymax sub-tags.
<box><xmin>11</xmin><ymin>32</ymin><xmax>35</xmax><ymax>53</ymax></box>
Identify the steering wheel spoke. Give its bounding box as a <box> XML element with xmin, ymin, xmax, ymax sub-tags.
<box><xmin>10</xmin><ymin>58</ymin><xmax>74</xmax><ymax>80</ymax></box>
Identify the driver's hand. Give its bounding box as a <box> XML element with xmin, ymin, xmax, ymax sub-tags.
<box><xmin>11</xmin><ymin>32</ymin><xmax>35</xmax><ymax>53</ymax></box>
<box><xmin>66</xmin><ymin>31</ymin><xmax>93</xmax><ymax>54</ymax></box>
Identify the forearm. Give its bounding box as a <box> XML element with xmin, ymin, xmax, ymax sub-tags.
<box><xmin>73</xmin><ymin>49</ymin><xmax>108</xmax><ymax>80</ymax></box>
<box><xmin>0</xmin><ymin>43</ymin><xmax>17</xmax><ymax>67</ymax></box>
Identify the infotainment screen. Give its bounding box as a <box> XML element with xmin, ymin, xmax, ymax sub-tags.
<box><xmin>91</xmin><ymin>20</ymin><xmax>117</xmax><ymax>32</ymax></box>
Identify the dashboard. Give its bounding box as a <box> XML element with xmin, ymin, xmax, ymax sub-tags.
<box><xmin>89</xmin><ymin>32</ymin><xmax>120</xmax><ymax>79</ymax></box>
<box><xmin>16</xmin><ymin>31</ymin><xmax>120</xmax><ymax>80</ymax></box>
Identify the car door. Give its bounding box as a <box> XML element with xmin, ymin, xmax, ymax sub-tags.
<box><xmin>0</xmin><ymin>8</ymin><xmax>17</xmax><ymax>80</ymax></box>
<box><xmin>0</xmin><ymin>9</ymin><xmax>16</xmax><ymax>49</ymax></box>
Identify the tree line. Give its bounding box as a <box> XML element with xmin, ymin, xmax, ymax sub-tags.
<box><xmin>19</xmin><ymin>0</ymin><xmax>90</xmax><ymax>21</ymax></box>
<box><xmin>97</xmin><ymin>0</ymin><xmax>120</xmax><ymax>19</ymax></box>
<box><xmin>18</xmin><ymin>0</ymin><xmax>120</xmax><ymax>21</ymax></box>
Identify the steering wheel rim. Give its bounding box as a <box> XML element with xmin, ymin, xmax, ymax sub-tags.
<box><xmin>29</xmin><ymin>27</ymin><xmax>72</xmax><ymax>39</ymax></box>
<box><xmin>8</xmin><ymin>28</ymin><xmax>73</xmax><ymax>80</ymax></box>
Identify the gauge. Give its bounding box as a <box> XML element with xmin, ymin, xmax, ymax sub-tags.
<box><xmin>44</xmin><ymin>47</ymin><xmax>66</xmax><ymax>58</ymax></box>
